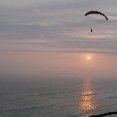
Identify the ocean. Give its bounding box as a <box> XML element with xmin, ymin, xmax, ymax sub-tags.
<box><xmin>0</xmin><ymin>77</ymin><xmax>117</xmax><ymax>117</ymax></box>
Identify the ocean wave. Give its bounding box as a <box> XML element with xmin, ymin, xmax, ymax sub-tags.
<box><xmin>0</xmin><ymin>102</ymin><xmax>61</xmax><ymax>113</ymax></box>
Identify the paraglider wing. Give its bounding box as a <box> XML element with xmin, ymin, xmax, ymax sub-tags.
<box><xmin>85</xmin><ymin>11</ymin><xmax>108</xmax><ymax>20</ymax></box>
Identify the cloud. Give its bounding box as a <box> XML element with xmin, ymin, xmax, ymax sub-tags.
<box><xmin>0</xmin><ymin>0</ymin><xmax>117</xmax><ymax>53</ymax></box>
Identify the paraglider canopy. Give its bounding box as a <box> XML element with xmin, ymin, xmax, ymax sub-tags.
<box><xmin>85</xmin><ymin>11</ymin><xmax>108</xmax><ymax>32</ymax></box>
<box><xmin>85</xmin><ymin>11</ymin><xmax>108</xmax><ymax>20</ymax></box>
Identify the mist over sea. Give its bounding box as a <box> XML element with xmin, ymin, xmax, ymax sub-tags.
<box><xmin>0</xmin><ymin>52</ymin><xmax>117</xmax><ymax>117</ymax></box>
<box><xmin>0</xmin><ymin>76</ymin><xmax>117</xmax><ymax>117</ymax></box>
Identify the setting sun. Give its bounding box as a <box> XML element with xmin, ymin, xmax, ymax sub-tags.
<box><xmin>86</xmin><ymin>56</ymin><xmax>91</xmax><ymax>60</ymax></box>
<box><xmin>80</xmin><ymin>54</ymin><xmax>94</xmax><ymax>64</ymax></box>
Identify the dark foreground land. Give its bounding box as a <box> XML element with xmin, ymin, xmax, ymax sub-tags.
<box><xmin>89</xmin><ymin>111</ymin><xmax>117</xmax><ymax>117</ymax></box>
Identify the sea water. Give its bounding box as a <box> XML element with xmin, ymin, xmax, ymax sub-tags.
<box><xmin>0</xmin><ymin>76</ymin><xmax>117</xmax><ymax>117</ymax></box>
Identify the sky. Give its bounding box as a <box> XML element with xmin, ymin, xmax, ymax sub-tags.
<box><xmin>0</xmin><ymin>0</ymin><xmax>117</xmax><ymax>78</ymax></box>
<box><xmin>0</xmin><ymin>0</ymin><xmax>117</xmax><ymax>53</ymax></box>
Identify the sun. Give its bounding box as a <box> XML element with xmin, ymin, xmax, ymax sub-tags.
<box><xmin>81</xmin><ymin>54</ymin><xmax>94</xmax><ymax>63</ymax></box>
<box><xmin>86</xmin><ymin>56</ymin><xmax>91</xmax><ymax>60</ymax></box>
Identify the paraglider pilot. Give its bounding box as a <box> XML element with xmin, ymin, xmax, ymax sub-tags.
<box><xmin>91</xmin><ymin>28</ymin><xmax>92</xmax><ymax>32</ymax></box>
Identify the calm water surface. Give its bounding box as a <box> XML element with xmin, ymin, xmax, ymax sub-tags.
<box><xmin>0</xmin><ymin>77</ymin><xmax>117</xmax><ymax>117</ymax></box>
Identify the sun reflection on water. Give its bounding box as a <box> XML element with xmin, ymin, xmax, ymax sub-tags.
<box><xmin>76</xmin><ymin>79</ymin><xmax>97</xmax><ymax>117</ymax></box>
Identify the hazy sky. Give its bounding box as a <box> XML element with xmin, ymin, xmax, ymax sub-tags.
<box><xmin>0</xmin><ymin>0</ymin><xmax>117</xmax><ymax>78</ymax></box>
<box><xmin>0</xmin><ymin>0</ymin><xmax>117</xmax><ymax>53</ymax></box>
<box><xmin>0</xmin><ymin>52</ymin><xmax>117</xmax><ymax>79</ymax></box>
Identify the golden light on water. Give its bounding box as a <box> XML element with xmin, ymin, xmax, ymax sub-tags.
<box><xmin>76</xmin><ymin>79</ymin><xmax>97</xmax><ymax>116</ymax></box>
<box><xmin>80</xmin><ymin>81</ymin><xmax>96</xmax><ymax>111</ymax></box>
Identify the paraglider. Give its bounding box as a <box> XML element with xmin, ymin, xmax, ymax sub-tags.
<box><xmin>85</xmin><ymin>11</ymin><xmax>108</xmax><ymax>32</ymax></box>
<box><xmin>91</xmin><ymin>28</ymin><xmax>92</xmax><ymax>32</ymax></box>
